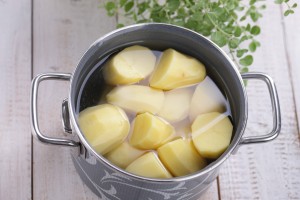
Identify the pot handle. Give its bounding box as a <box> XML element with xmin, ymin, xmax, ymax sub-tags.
<box><xmin>30</xmin><ymin>73</ymin><xmax>79</xmax><ymax>147</ymax></box>
<box><xmin>240</xmin><ymin>72</ymin><xmax>281</xmax><ymax>145</ymax></box>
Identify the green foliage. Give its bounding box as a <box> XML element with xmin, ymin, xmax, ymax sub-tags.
<box><xmin>275</xmin><ymin>0</ymin><xmax>297</xmax><ymax>16</ymax></box>
<box><xmin>103</xmin><ymin>0</ymin><xmax>297</xmax><ymax>73</ymax></box>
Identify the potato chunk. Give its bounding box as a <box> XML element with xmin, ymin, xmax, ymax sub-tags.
<box><xmin>158</xmin><ymin>88</ymin><xmax>193</xmax><ymax>123</ymax></box>
<box><xmin>105</xmin><ymin>142</ymin><xmax>144</xmax><ymax>169</ymax></box>
<box><xmin>78</xmin><ymin>104</ymin><xmax>130</xmax><ymax>155</ymax></box>
<box><xmin>189</xmin><ymin>77</ymin><xmax>227</xmax><ymax>121</ymax></box>
<box><xmin>157</xmin><ymin>138</ymin><xmax>207</xmax><ymax>177</ymax></box>
<box><xmin>103</xmin><ymin>45</ymin><xmax>156</xmax><ymax>85</ymax></box>
<box><xmin>125</xmin><ymin>152</ymin><xmax>172</xmax><ymax>178</ymax></box>
<box><xmin>130</xmin><ymin>112</ymin><xmax>175</xmax><ymax>150</ymax></box>
<box><xmin>106</xmin><ymin>85</ymin><xmax>164</xmax><ymax>114</ymax></box>
<box><xmin>150</xmin><ymin>49</ymin><xmax>206</xmax><ymax>90</ymax></box>
<box><xmin>191</xmin><ymin>112</ymin><xmax>233</xmax><ymax>159</ymax></box>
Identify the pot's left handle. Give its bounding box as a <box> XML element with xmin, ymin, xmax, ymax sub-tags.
<box><xmin>30</xmin><ymin>73</ymin><xmax>79</xmax><ymax>147</ymax></box>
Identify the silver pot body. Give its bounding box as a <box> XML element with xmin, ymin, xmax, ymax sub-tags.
<box><xmin>30</xmin><ymin>23</ymin><xmax>281</xmax><ymax>200</ymax></box>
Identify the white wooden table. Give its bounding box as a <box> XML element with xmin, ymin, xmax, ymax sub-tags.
<box><xmin>1</xmin><ymin>0</ymin><xmax>300</xmax><ymax>199</ymax></box>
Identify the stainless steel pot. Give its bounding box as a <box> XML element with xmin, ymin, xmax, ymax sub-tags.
<box><xmin>30</xmin><ymin>23</ymin><xmax>281</xmax><ymax>200</ymax></box>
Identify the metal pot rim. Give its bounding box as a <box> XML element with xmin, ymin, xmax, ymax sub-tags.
<box><xmin>68</xmin><ymin>23</ymin><xmax>248</xmax><ymax>182</ymax></box>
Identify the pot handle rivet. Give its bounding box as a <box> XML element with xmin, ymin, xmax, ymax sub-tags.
<box><xmin>30</xmin><ymin>72</ymin><xmax>79</xmax><ymax>147</ymax></box>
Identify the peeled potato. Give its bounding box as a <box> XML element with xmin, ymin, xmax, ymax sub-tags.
<box><xmin>191</xmin><ymin>112</ymin><xmax>233</xmax><ymax>159</ymax></box>
<box><xmin>189</xmin><ymin>77</ymin><xmax>227</xmax><ymax>122</ymax></box>
<box><xmin>158</xmin><ymin>88</ymin><xmax>193</xmax><ymax>123</ymax></box>
<box><xmin>103</xmin><ymin>45</ymin><xmax>156</xmax><ymax>85</ymax></box>
<box><xmin>78</xmin><ymin>104</ymin><xmax>130</xmax><ymax>155</ymax></box>
<box><xmin>125</xmin><ymin>152</ymin><xmax>172</xmax><ymax>178</ymax></box>
<box><xmin>106</xmin><ymin>85</ymin><xmax>164</xmax><ymax>114</ymax></box>
<box><xmin>157</xmin><ymin>138</ymin><xmax>207</xmax><ymax>177</ymax></box>
<box><xmin>150</xmin><ymin>49</ymin><xmax>206</xmax><ymax>90</ymax></box>
<box><xmin>105</xmin><ymin>142</ymin><xmax>144</xmax><ymax>169</ymax></box>
<box><xmin>130</xmin><ymin>112</ymin><xmax>175</xmax><ymax>150</ymax></box>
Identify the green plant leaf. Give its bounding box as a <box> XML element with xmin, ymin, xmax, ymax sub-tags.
<box><xmin>239</xmin><ymin>55</ymin><xmax>253</xmax><ymax>66</ymax></box>
<box><xmin>292</xmin><ymin>3</ymin><xmax>297</xmax><ymax>8</ymax></box>
<box><xmin>229</xmin><ymin>38</ymin><xmax>239</xmax><ymax>49</ymax></box>
<box><xmin>240</xmin><ymin>67</ymin><xmax>249</xmax><ymax>73</ymax></box>
<box><xmin>274</xmin><ymin>0</ymin><xmax>284</xmax><ymax>4</ymax></box>
<box><xmin>250</xmin><ymin>0</ymin><xmax>257</xmax><ymax>5</ymax></box>
<box><xmin>117</xmin><ymin>23</ymin><xmax>125</xmax><ymax>28</ymax></box>
<box><xmin>211</xmin><ymin>31</ymin><xmax>227</xmax><ymax>47</ymax></box>
<box><xmin>138</xmin><ymin>2</ymin><xmax>148</xmax><ymax>14</ymax></box>
<box><xmin>120</xmin><ymin>0</ymin><xmax>127</xmax><ymax>7</ymax></box>
<box><xmin>249</xmin><ymin>41</ymin><xmax>257</xmax><ymax>52</ymax></box>
<box><xmin>105</xmin><ymin>1</ymin><xmax>116</xmax><ymax>16</ymax></box>
<box><xmin>167</xmin><ymin>0</ymin><xmax>180</xmax><ymax>12</ymax></box>
<box><xmin>237</xmin><ymin>49</ymin><xmax>248</xmax><ymax>58</ymax></box>
<box><xmin>125</xmin><ymin>1</ymin><xmax>134</xmax><ymax>12</ymax></box>
<box><xmin>250</xmin><ymin>12</ymin><xmax>260</xmax><ymax>22</ymax></box>
<box><xmin>286</xmin><ymin>9</ymin><xmax>295</xmax><ymax>16</ymax></box>
<box><xmin>250</xmin><ymin>25</ymin><xmax>261</xmax><ymax>35</ymax></box>
<box><xmin>234</xmin><ymin>27</ymin><xmax>242</xmax><ymax>37</ymax></box>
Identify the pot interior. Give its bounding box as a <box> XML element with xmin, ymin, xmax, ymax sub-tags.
<box><xmin>70</xmin><ymin>23</ymin><xmax>247</xmax><ymax>173</ymax></box>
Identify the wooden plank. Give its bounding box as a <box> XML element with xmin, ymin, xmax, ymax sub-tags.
<box><xmin>218</xmin><ymin>3</ymin><xmax>300</xmax><ymax>200</ymax></box>
<box><xmin>282</xmin><ymin>6</ymin><xmax>300</xmax><ymax>134</ymax></box>
<box><xmin>0</xmin><ymin>0</ymin><xmax>32</xmax><ymax>199</ymax></box>
<box><xmin>199</xmin><ymin>180</ymin><xmax>219</xmax><ymax>200</ymax></box>
<box><xmin>32</xmin><ymin>0</ymin><xmax>115</xmax><ymax>199</ymax></box>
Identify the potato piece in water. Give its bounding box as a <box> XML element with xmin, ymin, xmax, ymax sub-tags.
<box><xmin>130</xmin><ymin>112</ymin><xmax>175</xmax><ymax>150</ymax></box>
<box><xmin>103</xmin><ymin>45</ymin><xmax>156</xmax><ymax>85</ymax></box>
<box><xmin>157</xmin><ymin>138</ymin><xmax>207</xmax><ymax>177</ymax></box>
<box><xmin>106</xmin><ymin>85</ymin><xmax>164</xmax><ymax>114</ymax></box>
<box><xmin>158</xmin><ymin>88</ymin><xmax>193</xmax><ymax>123</ymax></box>
<box><xmin>78</xmin><ymin>104</ymin><xmax>130</xmax><ymax>155</ymax></box>
<box><xmin>105</xmin><ymin>142</ymin><xmax>144</xmax><ymax>169</ymax></box>
<box><xmin>189</xmin><ymin>77</ymin><xmax>227</xmax><ymax>122</ymax></box>
<box><xmin>191</xmin><ymin>112</ymin><xmax>233</xmax><ymax>159</ymax></box>
<box><xmin>126</xmin><ymin>152</ymin><xmax>172</xmax><ymax>178</ymax></box>
<box><xmin>150</xmin><ymin>49</ymin><xmax>206</xmax><ymax>90</ymax></box>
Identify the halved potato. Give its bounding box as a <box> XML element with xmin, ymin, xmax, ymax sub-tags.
<box><xmin>105</xmin><ymin>142</ymin><xmax>144</xmax><ymax>169</ymax></box>
<box><xmin>191</xmin><ymin>112</ymin><xmax>233</xmax><ymax>159</ymax></box>
<box><xmin>125</xmin><ymin>152</ymin><xmax>172</xmax><ymax>178</ymax></box>
<box><xmin>130</xmin><ymin>112</ymin><xmax>175</xmax><ymax>150</ymax></box>
<box><xmin>157</xmin><ymin>138</ymin><xmax>207</xmax><ymax>177</ymax></box>
<box><xmin>106</xmin><ymin>85</ymin><xmax>164</xmax><ymax>114</ymax></box>
<box><xmin>78</xmin><ymin>104</ymin><xmax>130</xmax><ymax>155</ymax></box>
<box><xmin>103</xmin><ymin>45</ymin><xmax>156</xmax><ymax>85</ymax></box>
<box><xmin>158</xmin><ymin>88</ymin><xmax>193</xmax><ymax>123</ymax></box>
<box><xmin>189</xmin><ymin>77</ymin><xmax>227</xmax><ymax>121</ymax></box>
<box><xmin>150</xmin><ymin>49</ymin><xmax>206</xmax><ymax>90</ymax></box>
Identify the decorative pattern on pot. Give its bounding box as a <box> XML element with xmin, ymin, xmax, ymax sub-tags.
<box><xmin>72</xmin><ymin>152</ymin><xmax>217</xmax><ymax>200</ymax></box>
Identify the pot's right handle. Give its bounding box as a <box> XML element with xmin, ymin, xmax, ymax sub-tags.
<box><xmin>240</xmin><ymin>72</ymin><xmax>281</xmax><ymax>145</ymax></box>
<box><xmin>30</xmin><ymin>73</ymin><xmax>79</xmax><ymax>147</ymax></box>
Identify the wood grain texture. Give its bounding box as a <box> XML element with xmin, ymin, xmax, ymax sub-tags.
<box><xmin>218</xmin><ymin>3</ymin><xmax>300</xmax><ymax>200</ymax></box>
<box><xmin>199</xmin><ymin>180</ymin><xmax>219</xmax><ymax>200</ymax></box>
<box><xmin>0</xmin><ymin>0</ymin><xmax>32</xmax><ymax>199</ymax></box>
<box><xmin>282</xmin><ymin>6</ymin><xmax>300</xmax><ymax>135</ymax></box>
<box><xmin>32</xmin><ymin>0</ymin><xmax>115</xmax><ymax>199</ymax></box>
